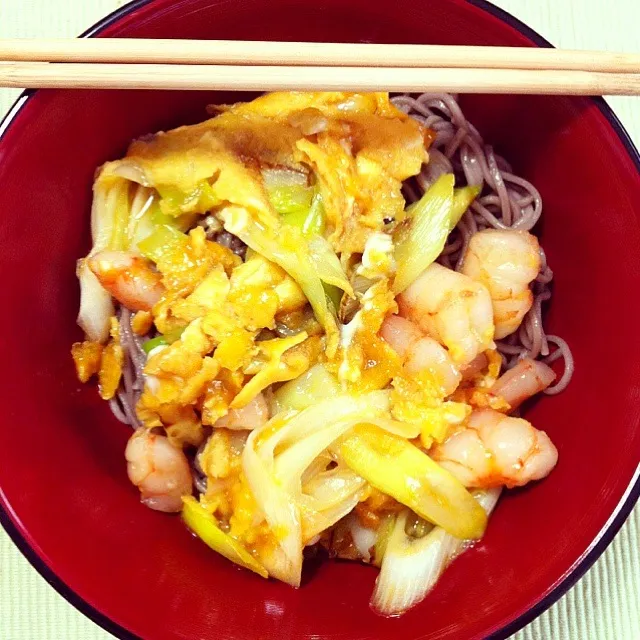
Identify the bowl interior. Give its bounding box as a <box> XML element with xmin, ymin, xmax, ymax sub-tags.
<box><xmin>1</xmin><ymin>0</ymin><xmax>639</xmax><ymax>639</ymax></box>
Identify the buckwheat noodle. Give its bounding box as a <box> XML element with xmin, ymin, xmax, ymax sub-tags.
<box><xmin>109</xmin><ymin>307</ymin><xmax>144</xmax><ymax>428</ymax></box>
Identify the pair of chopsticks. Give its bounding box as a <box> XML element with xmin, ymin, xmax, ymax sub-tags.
<box><xmin>1</xmin><ymin>38</ymin><xmax>640</xmax><ymax>95</ymax></box>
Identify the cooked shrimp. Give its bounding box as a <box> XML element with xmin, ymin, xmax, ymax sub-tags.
<box><xmin>431</xmin><ymin>408</ymin><xmax>557</xmax><ymax>488</ymax></box>
<box><xmin>88</xmin><ymin>250</ymin><xmax>165</xmax><ymax>312</ymax></box>
<box><xmin>380</xmin><ymin>315</ymin><xmax>461</xmax><ymax>395</ymax></box>
<box><xmin>125</xmin><ymin>428</ymin><xmax>192</xmax><ymax>512</ymax></box>
<box><xmin>397</xmin><ymin>262</ymin><xmax>494</xmax><ymax>366</ymax></box>
<box><xmin>461</xmin><ymin>230</ymin><xmax>540</xmax><ymax>339</ymax></box>
<box><xmin>215</xmin><ymin>393</ymin><xmax>270</xmax><ymax>430</ymax></box>
<box><xmin>491</xmin><ymin>358</ymin><xmax>555</xmax><ymax>410</ymax></box>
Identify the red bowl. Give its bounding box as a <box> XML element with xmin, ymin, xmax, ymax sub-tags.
<box><xmin>1</xmin><ymin>1</ymin><xmax>639</xmax><ymax>638</ymax></box>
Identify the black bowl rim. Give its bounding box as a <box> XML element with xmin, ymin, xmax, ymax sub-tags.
<box><xmin>0</xmin><ymin>0</ymin><xmax>639</xmax><ymax>638</ymax></box>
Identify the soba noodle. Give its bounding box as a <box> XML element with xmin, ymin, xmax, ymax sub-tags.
<box><xmin>109</xmin><ymin>307</ymin><xmax>144</xmax><ymax>428</ymax></box>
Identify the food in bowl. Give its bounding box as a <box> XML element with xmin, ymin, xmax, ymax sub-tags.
<box><xmin>71</xmin><ymin>90</ymin><xmax>572</xmax><ymax>615</ymax></box>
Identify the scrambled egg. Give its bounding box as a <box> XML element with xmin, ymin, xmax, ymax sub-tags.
<box><xmin>391</xmin><ymin>372</ymin><xmax>471</xmax><ymax>448</ymax></box>
<box><xmin>76</xmin><ymin>91</ymin><xmax>429</xmax><ymax>446</ymax></box>
<box><xmin>357</xmin><ymin>232</ymin><xmax>396</xmax><ymax>280</ymax></box>
<box><xmin>71</xmin><ymin>316</ymin><xmax>123</xmax><ymax>400</ymax></box>
<box><xmin>100</xmin><ymin>91</ymin><xmax>425</xmax><ymax>261</ymax></box>
<box><xmin>332</xmin><ymin>279</ymin><xmax>399</xmax><ymax>389</ymax></box>
<box><xmin>135</xmin><ymin>239</ymin><xmax>317</xmax><ymax>445</ymax></box>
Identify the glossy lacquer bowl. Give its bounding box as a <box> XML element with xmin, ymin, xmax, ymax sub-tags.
<box><xmin>1</xmin><ymin>0</ymin><xmax>639</xmax><ymax>638</ymax></box>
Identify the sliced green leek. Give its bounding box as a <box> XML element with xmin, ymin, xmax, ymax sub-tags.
<box><xmin>303</xmin><ymin>192</ymin><xmax>326</xmax><ymax>237</ymax></box>
<box><xmin>323</xmin><ymin>284</ymin><xmax>343</xmax><ymax>314</ymax></box>
<box><xmin>277</xmin><ymin>189</ymin><xmax>326</xmax><ymax>238</ymax></box>
<box><xmin>373</xmin><ymin>514</ymin><xmax>397</xmax><ymax>568</ymax></box>
<box><xmin>150</xmin><ymin>202</ymin><xmax>199</xmax><ymax>233</ymax></box>
<box><xmin>138</xmin><ymin>224</ymin><xmax>187</xmax><ymax>263</ymax></box>
<box><xmin>371</xmin><ymin>488</ymin><xmax>501</xmax><ymax>615</ymax></box>
<box><xmin>109</xmin><ymin>179</ymin><xmax>132</xmax><ymax>251</ymax></box>
<box><xmin>268</xmin><ymin>185</ymin><xmax>314</xmax><ymax>216</ymax></box>
<box><xmin>219</xmin><ymin>208</ymin><xmax>339</xmax><ymax>355</ymax></box>
<box><xmin>339</xmin><ymin>424</ymin><xmax>487</xmax><ymax>540</ymax></box>
<box><xmin>142</xmin><ymin>326</ymin><xmax>186</xmax><ymax>355</ymax></box>
<box><xmin>142</xmin><ymin>335</ymin><xmax>167</xmax><ymax>354</ymax></box>
<box><xmin>450</xmin><ymin>185</ymin><xmax>481</xmax><ymax>227</ymax></box>
<box><xmin>308</xmin><ymin>235</ymin><xmax>353</xmax><ymax>295</ymax></box>
<box><xmin>273</xmin><ymin>364</ymin><xmax>341</xmax><ymax>411</ymax></box>
<box><xmin>181</xmin><ymin>497</ymin><xmax>268</xmax><ymax>578</ymax></box>
<box><xmin>157</xmin><ymin>181</ymin><xmax>220</xmax><ymax>217</ymax></box>
<box><xmin>393</xmin><ymin>174</ymin><xmax>454</xmax><ymax>294</ymax></box>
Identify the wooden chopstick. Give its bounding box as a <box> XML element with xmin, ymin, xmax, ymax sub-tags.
<box><xmin>1</xmin><ymin>62</ymin><xmax>640</xmax><ymax>95</ymax></box>
<box><xmin>1</xmin><ymin>38</ymin><xmax>640</xmax><ymax>72</ymax></box>
<box><xmin>1</xmin><ymin>39</ymin><xmax>639</xmax><ymax>95</ymax></box>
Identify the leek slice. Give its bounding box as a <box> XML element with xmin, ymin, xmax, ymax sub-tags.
<box><xmin>450</xmin><ymin>185</ymin><xmax>481</xmax><ymax>227</ymax></box>
<box><xmin>269</xmin><ymin>185</ymin><xmax>326</xmax><ymax>237</ymax></box>
<box><xmin>339</xmin><ymin>424</ymin><xmax>487</xmax><ymax>539</ymax></box>
<box><xmin>141</xmin><ymin>326</ymin><xmax>186</xmax><ymax>355</ymax></box>
<box><xmin>77</xmin><ymin>262</ymin><xmax>114</xmax><ymax>343</ymax></box>
<box><xmin>273</xmin><ymin>364</ymin><xmax>341</xmax><ymax>411</ymax></box>
<box><xmin>219</xmin><ymin>207</ymin><xmax>339</xmax><ymax>354</ymax></box>
<box><xmin>393</xmin><ymin>176</ymin><xmax>481</xmax><ymax>294</ymax></box>
<box><xmin>156</xmin><ymin>181</ymin><xmax>220</xmax><ymax>216</ymax></box>
<box><xmin>268</xmin><ymin>185</ymin><xmax>314</xmax><ymax>216</ymax></box>
<box><xmin>307</xmin><ymin>235</ymin><xmax>353</xmax><ymax>296</ymax></box>
<box><xmin>393</xmin><ymin>174</ymin><xmax>454</xmax><ymax>294</ymax></box>
<box><xmin>138</xmin><ymin>224</ymin><xmax>188</xmax><ymax>263</ymax></box>
<box><xmin>300</xmin><ymin>192</ymin><xmax>326</xmax><ymax>237</ymax></box>
<box><xmin>371</xmin><ymin>488</ymin><xmax>500</xmax><ymax>615</ymax></box>
<box><xmin>181</xmin><ymin>496</ymin><xmax>268</xmax><ymax>579</ymax></box>
<box><xmin>78</xmin><ymin>179</ymin><xmax>129</xmax><ymax>342</ymax></box>
<box><xmin>241</xmin><ymin>392</ymin><xmax>390</xmax><ymax>585</ymax></box>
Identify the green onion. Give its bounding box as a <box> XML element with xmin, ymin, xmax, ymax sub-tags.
<box><xmin>156</xmin><ymin>184</ymin><xmax>191</xmax><ymax>216</ymax></box>
<box><xmin>393</xmin><ymin>174</ymin><xmax>454</xmax><ymax>294</ymax></box>
<box><xmin>142</xmin><ymin>335</ymin><xmax>168</xmax><ymax>354</ymax></box>
<box><xmin>371</xmin><ymin>489</ymin><xmax>501</xmax><ymax>616</ymax></box>
<box><xmin>150</xmin><ymin>203</ymin><xmax>198</xmax><ymax>233</ymax></box>
<box><xmin>218</xmin><ymin>208</ymin><xmax>339</xmax><ymax>354</ymax></box>
<box><xmin>393</xmin><ymin>178</ymin><xmax>481</xmax><ymax>294</ymax></box>
<box><xmin>323</xmin><ymin>283</ymin><xmax>343</xmax><ymax>313</ymax></box>
<box><xmin>271</xmin><ymin>187</ymin><xmax>326</xmax><ymax>238</ymax></box>
<box><xmin>373</xmin><ymin>514</ymin><xmax>396</xmax><ymax>568</ymax></box>
<box><xmin>273</xmin><ymin>363</ymin><xmax>341</xmax><ymax>411</ymax></box>
<box><xmin>197</xmin><ymin>182</ymin><xmax>221</xmax><ymax>211</ymax></box>
<box><xmin>339</xmin><ymin>424</ymin><xmax>487</xmax><ymax>540</ymax></box>
<box><xmin>142</xmin><ymin>325</ymin><xmax>186</xmax><ymax>355</ymax></box>
<box><xmin>109</xmin><ymin>180</ymin><xmax>132</xmax><ymax>251</ymax></box>
<box><xmin>182</xmin><ymin>497</ymin><xmax>268</xmax><ymax>578</ymax></box>
<box><xmin>307</xmin><ymin>234</ymin><xmax>353</xmax><ymax>296</ymax></box>
<box><xmin>301</xmin><ymin>192</ymin><xmax>326</xmax><ymax>237</ymax></box>
<box><xmin>450</xmin><ymin>185</ymin><xmax>481</xmax><ymax>227</ymax></box>
<box><xmin>156</xmin><ymin>181</ymin><xmax>220</xmax><ymax>217</ymax></box>
<box><xmin>138</xmin><ymin>224</ymin><xmax>187</xmax><ymax>263</ymax></box>
<box><xmin>268</xmin><ymin>185</ymin><xmax>314</xmax><ymax>216</ymax></box>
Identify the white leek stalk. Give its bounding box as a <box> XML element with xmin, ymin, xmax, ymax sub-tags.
<box><xmin>242</xmin><ymin>391</ymin><xmax>391</xmax><ymax>586</ymax></box>
<box><xmin>371</xmin><ymin>488</ymin><xmax>501</xmax><ymax>615</ymax></box>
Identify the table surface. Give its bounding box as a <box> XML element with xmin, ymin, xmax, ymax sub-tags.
<box><xmin>1</xmin><ymin>1</ymin><xmax>639</xmax><ymax>638</ymax></box>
